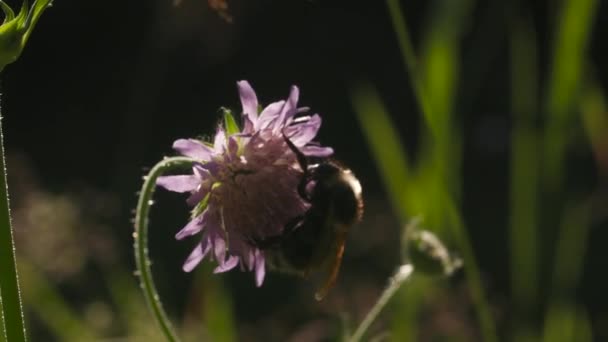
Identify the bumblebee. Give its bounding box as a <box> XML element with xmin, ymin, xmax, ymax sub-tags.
<box><xmin>255</xmin><ymin>134</ymin><xmax>363</xmax><ymax>300</ymax></box>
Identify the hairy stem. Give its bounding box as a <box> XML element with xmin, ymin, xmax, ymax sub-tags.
<box><xmin>348</xmin><ymin>264</ymin><xmax>414</xmax><ymax>342</ymax></box>
<box><xmin>134</xmin><ymin>156</ymin><xmax>196</xmax><ymax>342</ymax></box>
<box><xmin>0</xmin><ymin>93</ymin><xmax>27</xmax><ymax>342</ymax></box>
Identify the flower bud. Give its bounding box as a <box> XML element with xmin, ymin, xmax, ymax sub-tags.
<box><xmin>0</xmin><ymin>0</ymin><xmax>52</xmax><ymax>71</ymax></box>
<box><xmin>405</xmin><ymin>224</ymin><xmax>462</xmax><ymax>276</ymax></box>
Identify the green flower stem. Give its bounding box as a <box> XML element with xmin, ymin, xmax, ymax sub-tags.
<box><xmin>348</xmin><ymin>264</ymin><xmax>414</xmax><ymax>342</ymax></box>
<box><xmin>134</xmin><ymin>156</ymin><xmax>196</xmax><ymax>342</ymax></box>
<box><xmin>0</xmin><ymin>100</ymin><xmax>27</xmax><ymax>342</ymax></box>
<box><xmin>1</xmin><ymin>291</ymin><xmax>6</xmax><ymax>342</ymax></box>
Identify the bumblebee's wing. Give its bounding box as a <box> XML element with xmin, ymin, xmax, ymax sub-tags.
<box><xmin>314</xmin><ymin>227</ymin><xmax>347</xmax><ymax>301</ymax></box>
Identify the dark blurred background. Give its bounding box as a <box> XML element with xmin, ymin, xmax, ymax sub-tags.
<box><xmin>2</xmin><ymin>0</ymin><xmax>607</xmax><ymax>340</ymax></box>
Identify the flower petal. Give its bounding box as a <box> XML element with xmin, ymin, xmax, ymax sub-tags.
<box><xmin>257</xmin><ymin>100</ymin><xmax>285</xmax><ymax>130</ymax></box>
<box><xmin>245</xmin><ymin>247</ymin><xmax>255</xmax><ymax>271</ymax></box>
<box><xmin>199</xmin><ymin>161</ymin><xmax>220</xmax><ymax>177</ymax></box>
<box><xmin>237</xmin><ymin>81</ymin><xmax>259</xmax><ymax>122</ymax></box>
<box><xmin>186</xmin><ymin>188</ymin><xmax>207</xmax><ymax>207</ymax></box>
<box><xmin>213</xmin><ymin>255</ymin><xmax>239</xmax><ymax>273</ymax></box>
<box><xmin>213</xmin><ymin>233</ymin><xmax>227</xmax><ymax>264</ymax></box>
<box><xmin>173</xmin><ymin>139</ymin><xmax>214</xmax><ymax>160</ymax></box>
<box><xmin>183</xmin><ymin>240</ymin><xmax>211</xmax><ymax>272</ymax></box>
<box><xmin>254</xmin><ymin>249</ymin><xmax>266</xmax><ymax>287</ymax></box>
<box><xmin>227</xmin><ymin>136</ymin><xmax>239</xmax><ymax>157</ymax></box>
<box><xmin>286</xmin><ymin>114</ymin><xmax>322</xmax><ymax>146</ymax></box>
<box><xmin>242</xmin><ymin>115</ymin><xmax>255</xmax><ymax>134</ymax></box>
<box><xmin>213</xmin><ymin>128</ymin><xmax>226</xmax><ymax>153</ymax></box>
<box><xmin>273</xmin><ymin>85</ymin><xmax>300</xmax><ymax>134</ymax></box>
<box><xmin>156</xmin><ymin>175</ymin><xmax>200</xmax><ymax>193</ymax></box>
<box><xmin>175</xmin><ymin>209</ymin><xmax>208</xmax><ymax>240</ymax></box>
<box><xmin>300</xmin><ymin>145</ymin><xmax>334</xmax><ymax>157</ymax></box>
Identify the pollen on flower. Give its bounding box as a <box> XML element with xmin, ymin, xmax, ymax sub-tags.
<box><xmin>156</xmin><ymin>81</ymin><xmax>333</xmax><ymax>287</ymax></box>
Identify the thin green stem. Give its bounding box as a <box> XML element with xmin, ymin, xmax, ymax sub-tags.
<box><xmin>0</xmin><ymin>95</ymin><xmax>27</xmax><ymax>342</ymax></box>
<box><xmin>348</xmin><ymin>264</ymin><xmax>414</xmax><ymax>342</ymax></box>
<box><xmin>0</xmin><ymin>290</ymin><xmax>6</xmax><ymax>342</ymax></box>
<box><xmin>134</xmin><ymin>156</ymin><xmax>196</xmax><ymax>342</ymax></box>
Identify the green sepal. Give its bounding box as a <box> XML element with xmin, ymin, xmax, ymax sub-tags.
<box><xmin>0</xmin><ymin>1</ymin><xmax>15</xmax><ymax>24</ymax></box>
<box><xmin>222</xmin><ymin>107</ymin><xmax>240</xmax><ymax>135</ymax></box>
<box><xmin>191</xmin><ymin>182</ymin><xmax>221</xmax><ymax>218</ymax></box>
<box><xmin>0</xmin><ymin>0</ymin><xmax>52</xmax><ymax>71</ymax></box>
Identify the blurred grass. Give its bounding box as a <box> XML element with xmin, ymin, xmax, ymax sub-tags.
<box><xmin>197</xmin><ymin>263</ymin><xmax>237</xmax><ymax>342</ymax></box>
<box><xmin>356</xmin><ymin>0</ymin><xmax>603</xmax><ymax>339</ymax></box>
<box><xmin>350</xmin><ymin>0</ymin><xmax>498</xmax><ymax>341</ymax></box>
<box><xmin>550</xmin><ymin>201</ymin><xmax>591</xmax><ymax>297</ymax></box>
<box><xmin>508</xmin><ymin>12</ymin><xmax>540</xmax><ymax>335</ymax></box>
<box><xmin>543</xmin><ymin>303</ymin><xmax>592</xmax><ymax>342</ymax></box>
<box><xmin>350</xmin><ymin>85</ymin><xmax>410</xmax><ymax>224</ymax></box>
<box><xmin>543</xmin><ymin>0</ymin><xmax>598</xmax><ymax>190</ymax></box>
<box><xmin>19</xmin><ymin>261</ymin><xmax>97</xmax><ymax>342</ymax></box>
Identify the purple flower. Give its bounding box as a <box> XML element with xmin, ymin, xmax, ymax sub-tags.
<box><xmin>156</xmin><ymin>81</ymin><xmax>333</xmax><ymax>286</ymax></box>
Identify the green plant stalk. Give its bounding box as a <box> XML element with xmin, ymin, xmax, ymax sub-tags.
<box><xmin>508</xmin><ymin>14</ymin><xmax>540</xmax><ymax>328</ymax></box>
<box><xmin>0</xmin><ymin>101</ymin><xmax>27</xmax><ymax>342</ymax></box>
<box><xmin>0</xmin><ymin>289</ymin><xmax>6</xmax><ymax>342</ymax></box>
<box><xmin>348</xmin><ymin>264</ymin><xmax>414</xmax><ymax>342</ymax></box>
<box><xmin>134</xmin><ymin>156</ymin><xmax>196</xmax><ymax>342</ymax></box>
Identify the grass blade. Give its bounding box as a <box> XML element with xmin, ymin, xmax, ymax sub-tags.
<box><xmin>508</xmin><ymin>13</ymin><xmax>540</xmax><ymax>331</ymax></box>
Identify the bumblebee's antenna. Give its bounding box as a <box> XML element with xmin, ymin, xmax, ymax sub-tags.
<box><xmin>282</xmin><ymin>132</ymin><xmax>311</xmax><ymax>201</ymax></box>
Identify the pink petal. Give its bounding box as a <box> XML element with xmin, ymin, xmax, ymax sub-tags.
<box><xmin>156</xmin><ymin>175</ymin><xmax>200</xmax><ymax>193</ymax></box>
<box><xmin>237</xmin><ymin>81</ymin><xmax>259</xmax><ymax>122</ymax></box>
<box><xmin>254</xmin><ymin>249</ymin><xmax>266</xmax><ymax>287</ymax></box>
<box><xmin>213</xmin><ymin>234</ymin><xmax>227</xmax><ymax>264</ymax></box>
<box><xmin>183</xmin><ymin>240</ymin><xmax>211</xmax><ymax>272</ymax></box>
<box><xmin>242</xmin><ymin>115</ymin><xmax>255</xmax><ymax>134</ymax></box>
<box><xmin>257</xmin><ymin>100</ymin><xmax>285</xmax><ymax>130</ymax></box>
<box><xmin>213</xmin><ymin>129</ymin><xmax>226</xmax><ymax>153</ymax></box>
<box><xmin>175</xmin><ymin>208</ymin><xmax>209</xmax><ymax>240</ymax></box>
<box><xmin>286</xmin><ymin>114</ymin><xmax>322</xmax><ymax>146</ymax></box>
<box><xmin>213</xmin><ymin>255</ymin><xmax>240</xmax><ymax>273</ymax></box>
<box><xmin>273</xmin><ymin>86</ymin><xmax>300</xmax><ymax>134</ymax></box>
<box><xmin>227</xmin><ymin>136</ymin><xmax>239</xmax><ymax>157</ymax></box>
<box><xmin>173</xmin><ymin>139</ymin><xmax>213</xmax><ymax>161</ymax></box>
<box><xmin>301</xmin><ymin>145</ymin><xmax>334</xmax><ymax>157</ymax></box>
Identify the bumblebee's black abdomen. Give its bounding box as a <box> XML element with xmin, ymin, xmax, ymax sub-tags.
<box><xmin>331</xmin><ymin>180</ymin><xmax>360</xmax><ymax>225</ymax></box>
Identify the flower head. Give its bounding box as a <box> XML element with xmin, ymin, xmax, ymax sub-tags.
<box><xmin>157</xmin><ymin>81</ymin><xmax>333</xmax><ymax>286</ymax></box>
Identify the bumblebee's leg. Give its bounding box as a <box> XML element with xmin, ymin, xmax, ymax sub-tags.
<box><xmin>250</xmin><ymin>215</ymin><xmax>304</xmax><ymax>249</ymax></box>
<box><xmin>282</xmin><ymin>132</ymin><xmax>311</xmax><ymax>202</ymax></box>
<box><xmin>250</xmin><ymin>235</ymin><xmax>283</xmax><ymax>249</ymax></box>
